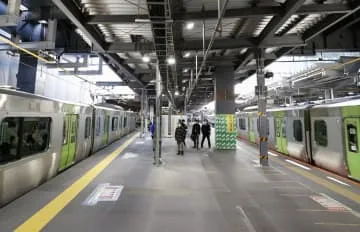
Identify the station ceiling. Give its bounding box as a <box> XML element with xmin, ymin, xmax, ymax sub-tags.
<box><xmin>1</xmin><ymin>0</ymin><xmax>360</xmax><ymax>110</ymax></box>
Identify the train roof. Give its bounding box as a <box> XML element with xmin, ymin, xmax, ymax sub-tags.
<box><xmin>0</xmin><ymin>88</ymin><xmax>91</xmax><ymax>107</ymax></box>
<box><xmin>312</xmin><ymin>98</ymin><xmax>360</xmax><ymax>109</ymax></box>
<box><xmin>94</xmin><ymin>103</ymin><xmax>124</xmax><ymax>111</ymax></box>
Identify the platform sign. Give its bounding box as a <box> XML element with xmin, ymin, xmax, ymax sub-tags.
<box><xmin>83</xmin><ymin>183</ymin><xmax>123</xmax><ymax>206</ymax></box>
<box><xmin>215</xmin><ymin>114</ymin><xmax>236</xmax><ymax>150</ymax></box>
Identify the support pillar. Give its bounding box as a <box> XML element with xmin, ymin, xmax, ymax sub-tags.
<box><xmin>17</xmin><ymin>54</ymin><xmax>38</xmax><ymax>93</ymax></box>
<box><xmin>168</xmin><ymin>100</ymin><xmax>172</xmax><ymax>136</ymax></box>
<box><xmin>150</xmin><ymin>105</ymin><xmax>154</xmax><ymax>123</ymax></box>
<box><xmin>215</xmin><ymin>65</ymin><xmax>236</xmax><ymax>150</ymax></box>
<box><xmin>256</xmin><ymin>48</ymin><xmax>268</xmax><ymax>166</ymax></box>
<box><xmin>154</xmin><ymin>64</ymin><xmax>162</xmax><ymax>166</ymax></box>
<box><xmin>144</xmin><ymin>90</ymin><xmax>149</xmax><ymax>134</ymax></box>
<box><xmin>324</xmin><ymin>88</ymin><xmax>334</xmax><ymax>100</ymax></box>
<box><xmin>140</xmin><ymin>88</ymin><xmax>145</xmax><ymax>137</ymax></box>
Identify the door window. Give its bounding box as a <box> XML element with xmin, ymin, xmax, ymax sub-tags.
<box><xmin>293</xmin><ymin>120</ymin><xmax>303</xmax><ymax>142</ymax></box>
<box><xmin>314</xmin><ymin>120</ymin><xmax>327</xmax><ymax>147</ymax></box>
<box><xmin>347</xmin><ymin>124</ymin><xmax>358</xmax><ymax>152</ymax></box>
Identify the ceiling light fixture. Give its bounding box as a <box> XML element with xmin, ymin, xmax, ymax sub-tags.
<box><xmin>175</xmin><ymin>90</ymin><xmax>179</xmax><ymax>96</ymax></box>
<box><xmin>184</xmin><ymin>52</ymin><xmax>191</xmax><ymax>58</ymax></box>
<box><xmin>142</xmin><ymin>55</ymin><xmax>150</xmax><ymax>63</ymax></box>
<box><xmin>186</xmin><ymin>22</ymin><xmax>194</xmax><ymax>30</ymax></box>
<box><xmin>38</xmin><ymin>20</ymin><xmax>47</xmax><ymax>24</ymax></box>
<box><xmin>167</xmin><ymin>57</ymin><xmax>176</xmax><ymax>65</ymax></box>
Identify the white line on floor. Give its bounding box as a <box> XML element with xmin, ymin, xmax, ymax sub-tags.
<box><xmin>236</xmin><ymin>206</ymin><xmax>257</xmax><ymax>232</ymax></box>
<box><xmin>326</xmin><ymin>176</ymin><xmax>350</xmax><ymax>187</ymax></box>
<box><xmin>268</xmin><ymin>152</ymin><xmax>279</xmax><ymax>157</ymax></box>
<box><xmin>285</xmin><ymin>159</ymin><xmax>311</xmax><ymax>170</ymax></box>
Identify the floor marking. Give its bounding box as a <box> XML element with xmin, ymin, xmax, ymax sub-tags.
<box><xmin>82</xmin><ymin>183</ymin><xmax>124</xmax><ymax>206</ymax></box>
<box><xmin>320</xmin><ymin>193</ymin><xmax>360</xmax><ymax>219</ymax></box>
<box><xmin>121</xmin><ymin>152</ymin><xmax>138</xmax><ymax>159</ymax></box>
<box><xmin>235</xmin><ymin>206</ymin><xmax>257</xmax><ymax>232</ymax></box>
<box><xmin>310</xmin><ymin>194</ymin><xmax>349</xmax><ymax>212</ymax></box>
<box><xmin>271</xmin><ymin>158</ymin><xmax>360</xmax><ymax>204</ymax></box>
<box><xmin>326</xmin><ymin>176</ymin><xmax>350</xmax><ymax>187</ymax></box>
<box><xmin>285</xmin><ymin>159</ymin><xmax>311</xmax><ymax>170</ymax></box>
<box><xmin>280</xmin><ymin>194</ymin><xmax>310</xmax><ymax>197</ymax></box>
<box><xmin>314</xmin><ymin>222</ymin><xmax>360</xmax><ymax>226</ymax></box>
<box><xmin>268</xmin><ymin>152</ymin><xmax>279</xmax><ymax>157</ymax></box>
<box><xmin>297</xmin><ymin>209</ymin><xmax>346</xmax><ymax>212</ymax></box>
<box><xmin>135</xmin><ymin>141</ymin><xmax>145</xmax><ymax>144</ymax></box>
<box><xmin>14</xmin><ymin>133</ymin><xmax>139</xmax><ymax>232</ymax></box>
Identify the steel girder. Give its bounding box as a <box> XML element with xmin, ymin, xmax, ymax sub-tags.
<box><xmin>51</xmin><ymin>0</ymin><xmax>145</xmax><ymax>88</ymax></box>
<box><xmin>87</xmin><ymin>4</ymin><xmax>351</xmax><ymax>24</ymax></box>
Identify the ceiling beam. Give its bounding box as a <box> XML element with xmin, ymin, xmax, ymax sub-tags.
<box><xmin>257</xmin><ymin>0</ymin><xmax>306</xmax><ymax>45</ymax></box>
<box><xmin>51</xmin><ymin>0</ymin><xmax>145</xmax><ymax>88</ymax></box>
<box><xmin>180</xmin><ymin>35</ymin><xmax>305</xmax><ymax>51</ymax></box>
<box><xmin>303</xmin><ymin>5</ymin><xmax>360</xmax><ymax>42</ymax></box>
<box><xmin>86</xmin><ymin>4</ymin><xmax>351</xmax><ymax>24</ymax></box>
<box><xmin>95</xmin><ymin>82</ymin><xmax>128</xmax><ymax>86</ymax></box>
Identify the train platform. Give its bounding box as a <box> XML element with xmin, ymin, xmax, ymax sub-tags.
<box><xmin>1</xmin><ymin>132</ymin><xmax>360</xmax><ymax>232</ymax></box>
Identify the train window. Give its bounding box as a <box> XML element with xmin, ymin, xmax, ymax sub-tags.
<box><xmin>314</xmin><ymin>120</ymin><xmax>327</xmax><ymax>147</ymax></box>
<box><xmin>0</xmin><ymin>117</ymin><xmax>51</xmax><ymax>164</ymax></box>
<box><xmin>95</xmin><ymin>117</ymin><xmax>100</xmax><ymax>136</ymax></box>
<box><xmin>123</xmin><ymin>116</ymin><xmax>127</xmax><ymax>128</ymax></box>
<box><xmin>85</xmin><ymin>117</ymin><xmax>91</xmax><ymax>139</ymax></box>
<box><xmin>112</xmin><ymin>117</ymin><xmax>118</xmax><ymax>131</ymax></box>
<box><xmin>347</xmin><ymin>124</ymin><xmax>358</xmax><ymax>152</ymax></box>
<box><xmin>239</xmin><ymin>118</ymin><xmax>246</xmax><ymax>130</ymax></box>
<box><xmin>293</xmin><ymin>120</ymin><xmax>303</xmax><ymax>142</ymax></box>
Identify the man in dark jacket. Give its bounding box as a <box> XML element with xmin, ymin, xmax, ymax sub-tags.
<box><xmin>191</xmin><ymin>120</ymin><xmax>201</xmax><ymax>149</ymax></box>
<box><xmin>201</xmin><ymin>119</ymin><xmax>211</xmax><ymax>148</ymax></box>
<box><xmin>175</xmin><ymin>122</ymin><xmax>186</xmax><ymax>155</ymax></box>
<box><xmin>180</xmin><ymin>119</ymin><xmax>187</xmax><ymax>146</ymax></box>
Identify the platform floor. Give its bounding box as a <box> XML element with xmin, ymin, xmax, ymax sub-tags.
<box><xmin>1</xmin><ymin>132</ymin><xmax>360</xmax><ymax>232</ymax></box>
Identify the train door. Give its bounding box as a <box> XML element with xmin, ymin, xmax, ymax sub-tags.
<box><xmin>248</xmin><ymin>116</ymin><xmax>255</xmax><ymax>143</ymax></box>
<box><xmin>60</xmin><ymin>114</ymin><xmax>79</xmax><ymax>170</ymax></box>
<box><xmin>102</xmin><ymin>115</ymin><xmax>110</xmax><ymax>145</ymax></box>
<box><xmin>344</xmin><ymin>118</ymin><xmax>360</xmax><ymax>180</ymax></box>
<box><xmin>275</xmin><ymin>117</ymin><xmax>288</xmax><ymax>154</ymax></box>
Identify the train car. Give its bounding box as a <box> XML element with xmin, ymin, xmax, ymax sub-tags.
<box><xmin>0</xmin><ymin>89</ymin><xmax>137</xmax><ymax>206</ymax></box>
<box><xmin>310</xmin><ymin>99</ymin><xmax>360</xmax><ymax>180</ymax></box>
<box><xmin>237</xmin><ymin>99</ymin><xmax>360</xmax><ymax>182</ymax></box>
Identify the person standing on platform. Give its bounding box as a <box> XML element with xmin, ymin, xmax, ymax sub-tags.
<box><xmin>180</xmin><ymin>119</ymin><xmax>188</xmax><ymax>147</ymax></box>
<box><xmin>201</xmin><ymin>119</ymin><xmax>211</xmax><ymax>149</ymax></box>
<box><xmin>191</xmin><ymin>119</ymin><xmax>201</xmax><ymax>149</ymax></box>
<box><xmin>175</xmin><ymin>121</ymin><xmax>186</xmax><ymax>155</ymax></box>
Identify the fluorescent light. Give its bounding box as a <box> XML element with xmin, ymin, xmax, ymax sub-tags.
<box><xmin>184</xmin><ymin>52</ymin><xmax>191</xmax><ymax>58</ymax></box>
<box><xmin>38</xmin><ymin>20</ymin><xmax>47</xmax><ymax>24</ymax></box>
<box><xmin>183</xmin><ymin>68</ymin><xmax>189</xmax><ymax>73</ymax></box>
<box><xmin>135</xmin><ymin>18</ymin><xmax>151</xmax><ymax>23</ymax></box>
<box><xmin>142</xmin><ymin>56</ymin><xmax>150</xmax><ymax>63</ymax></box>
<box><xmin>186</xmin><ymin>22</ymin><xmax>194</xmax><ymax>30</ymax></box>
<box><xmin>175</xmin><ymin>90</ymin><xmax>179</xmax><ymax>96</ymax></box>
<box><xmin>167</xmin><ymin>57</ymin><xmax>176</xmax><ymax>65</ymax></box>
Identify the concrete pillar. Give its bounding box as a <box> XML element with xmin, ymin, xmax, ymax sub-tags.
<box><xmin>215</xmin><ymin>65</ymin><xmax>236</xmax><ymax>150</ymax></box>
<box><xmin>17</xmin><ymin>54</ymin><xmax>38</xmax><ymax>93</ymax></box>
<box><xmin>256</xmin><ymin>48</ymin><xmax>268</xmax><ymax>166</ymax></box>
<box><xmin>168</xmin><ymin>100</ymin><xmax>172</xmax><ymax>136</ymax></box>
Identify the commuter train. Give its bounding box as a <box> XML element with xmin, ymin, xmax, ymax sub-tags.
<box><xmin>236</xmin><ymin>98</ymin><xmax>360</xmax><ymax>182</ymax></box>
<box><xmin>0</xmin><ymin>89</ymin><xmax>136</xmax><ymax>206</ymax></box>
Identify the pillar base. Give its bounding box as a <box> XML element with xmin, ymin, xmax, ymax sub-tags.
<box><xmin>215</xmin><ymin>114</ymin><xmax>236</xmax><ymax>150</ymax></box>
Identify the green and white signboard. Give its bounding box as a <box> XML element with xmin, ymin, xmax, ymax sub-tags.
<box><xmin>215</xmin><ymin>114</ymin><xmax>236</xmax><ymax>150</ymax></box>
